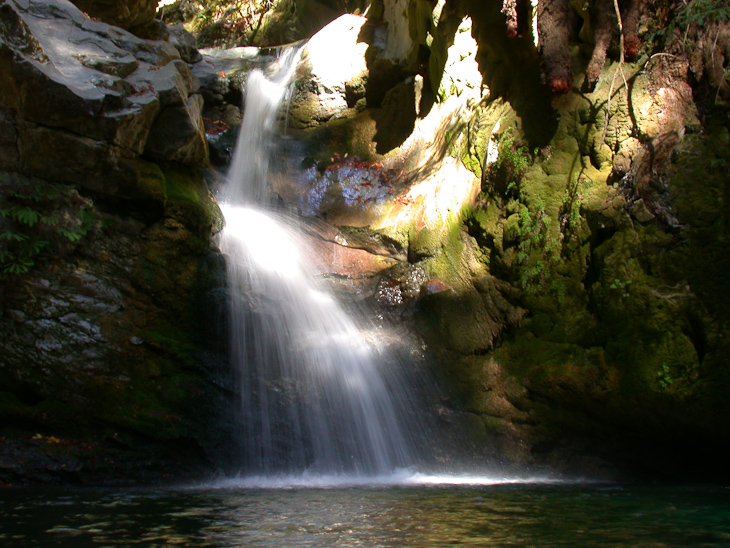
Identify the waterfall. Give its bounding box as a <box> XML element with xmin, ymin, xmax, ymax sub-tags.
<box><xmin>217</xmin><ymin>48</ymin><xmax>412</xmax><ymax>475</ymax></box>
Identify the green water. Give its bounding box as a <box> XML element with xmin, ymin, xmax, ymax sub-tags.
<box><xmin>2</xmin><ymin>477</ymin><xmax>729</xmax><ymax>547</ymax></box>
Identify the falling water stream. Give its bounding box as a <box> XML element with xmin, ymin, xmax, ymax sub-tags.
<box><xmin>217</xmin><ymin>48</ymin><xmax>411</xmax><ymax>476</ymax></box>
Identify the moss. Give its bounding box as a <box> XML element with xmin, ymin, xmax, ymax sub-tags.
<box><xmin>409</xmin><ymin>212</ymin><xmax>481</xmax><ymax>288</ymax></box>
<box><xmin>133</xmin><ymin>160</ymin><xmax>167</xmax><ymax>203</ymax></box>
<box><xmin>345</xmin><ymin>111</ymin><xmax>382</xmax><ymax>161</ymax></box>
<box><xmin>161</xmin><ymin>165</ymin><xmax>223</xmax><ymax>235</ymax></box>
<box><xmin>668</xmin><ymin>123</ymin><xmax>730</xmax><ymax>322</ymax></box>
<box><xmin>137</xmin><ymin>324</ymin><xmax>199</xmax><ymax>368</ymax></box>
<box><xmin>101</xmin><ymin>373</ymin><xmax>201</xmax><ymax>441</ymax></box>
<box><xmin>409</xmin><ymin>29</ymin><xmax>730</xmax><ymax>471</ymax></box>
<box><xmin>89</xmin><ymin>322</ymin><xmax>211</xmax><ymax>441</ymax></box>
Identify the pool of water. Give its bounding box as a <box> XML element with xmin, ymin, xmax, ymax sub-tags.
<box><xmin>2</xmin><ymin>474</ymin><xmax>729</xmax><ymax>547</ymax></box>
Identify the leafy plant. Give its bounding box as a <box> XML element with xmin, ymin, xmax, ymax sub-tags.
<box><xmin>609</xmin><ymin>277</ymin><xmax>632</xmax><ymax>298</ymax></box>
<box><xmin>650</xmin><ymin>0</ymin><xmax>730</xmax><ymax>45</ymax></box>
<box><xmin>0</xmin><ymin>179</ymin><xmax>94</xmax><ymax>278</ymax></box>
<box><xmin>489</xmin><ymin>127</ymin><xmax>531</xmax><ymax>197</ymax></box>
<box><xmin>507</xmin><ymin>199</ymin><xmax>562</xmax><ymax>298</ymax></box>
<box><xmin>676</xmin><ymin>0</ymin><xmax>730</xmax><ymax>28</ymax></box>
<box><xmin>656</xmin><ymin>363</ymin><xmax>674</xmax><ymax>389</ymax></box>
<box><xmin>559</xmin><ymin>175</ymin><xmax>593</xmax><ymax>244</ymax></box>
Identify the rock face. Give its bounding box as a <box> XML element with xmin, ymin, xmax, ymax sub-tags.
<box><xmin>288</xmin><ymin>14</ymin><xmax>369</xmax><ymax>129</ymax></box>
<box><xmin>68</xmin><ymin>0</ymin><xmax>159</xmax><ymax>32</ymax></box>
<box><xmin>0</xmin><ymin>0</ymin><xmax>228</xmax><ymax>484</ymax></box>
<box><xmin>403</xmin><ymin>0</ymin><xmax>730</xmax><ymax>480</ymax></box>
<box><xmin>0</xmin><ymin>0</ymin><xmax>208</xmax><ymax>184</ymax></box>
<box><xmin>270</xmin><ymin>4</ymin><xmax>730</xmax><ymax>480</ymax></box>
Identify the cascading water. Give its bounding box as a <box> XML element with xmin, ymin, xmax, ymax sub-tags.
<box><xmin>217</xmin><ymin>49</ymin><xmax>412</xmax><ymax>476</ymax></box>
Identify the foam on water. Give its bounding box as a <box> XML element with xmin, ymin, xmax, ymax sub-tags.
<box><xmin>201</xmin><ymin>470</ymin><xmax>562</xmax><ymax>490</ymax></box>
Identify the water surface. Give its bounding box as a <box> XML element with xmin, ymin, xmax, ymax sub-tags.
<box><xmin>2</xmin><ymin>476</ymin><xmax>729</xmax><ymax>547</ymax></box>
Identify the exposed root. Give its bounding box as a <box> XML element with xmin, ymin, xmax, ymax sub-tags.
<box><xmin>684</xmin><ymin>20</ymin><xmax>730</xmax><ymax>103</ymax></box>
<box><xmin>621</xmin><ymin>0</ymin><xmax>643</xmax><ymax>59</ymax></box>
<box><xmin>498</xmin><ymin>0</ymin><xmax>648</xmax><ymax>94</ymax></box>
<box><xmin>537</xmin><ymin>0</ymin><xmax>574</xmax><ymax>94</ymax></box>
<box><xmin>586</xmin><ymin>0</ymin><xmax>615</xmax><ymax>89</ymax></box>
<box><xmin>502</xmin><ymin>0</ymin><xmax>520</xmax><ymax>38</ymax></box>
<box><xmin>600</xmin><ymin>0</ymin><xmax>628</xmax><ymax>148</ymax></box>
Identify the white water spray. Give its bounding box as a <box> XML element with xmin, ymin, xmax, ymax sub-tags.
<box><xmin>217</xmin><ymin>48</ymin><xmax>411</xmax><ymax>475</ymax></box>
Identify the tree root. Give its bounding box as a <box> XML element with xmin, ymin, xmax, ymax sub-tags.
<box><xmin>500</xmin><ymin>0</ymin><xmax>646</xmax><ymax>94</ymax></box>
<box><xmin>536</xmin><ymin>0</ymin><xmax>574</xmax><ymax>94</ymax></box>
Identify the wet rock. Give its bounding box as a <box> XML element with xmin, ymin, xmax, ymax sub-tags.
<box><xmin>420</xmin><ymin>279</ymin><xmax>453</xmax><ymax>296</ymax></box>
<box><xmin>301</xmin><ymin>224</ymin><xmax>399</xmax><ymax>281</ymax></box>
<box><xmin>375</xmin><ymin>264</ymin><xmax>431</xmax><ymax>307</ymax></box>
<box><xmin>335</xmin><ymin>225</ymin><xmax>407</xmax><ymax>260</ymax></box>
<box><xmin>6</xmin><ymin>309</ymin><xmax>26</xmax><ymax>323</ymax></box>
<box><xmin>376</xmin><ymin>278</ymin><xmax>404</xmax><ymax>306</ymax></box>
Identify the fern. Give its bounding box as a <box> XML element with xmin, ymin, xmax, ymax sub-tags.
<box><xmin>0</xmin><ymin>180</ymin><xmax>94</xmax><ymax>279</ymax></box>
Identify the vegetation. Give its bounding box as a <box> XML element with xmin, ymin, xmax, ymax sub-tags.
<box><xmin>160</xmin><ymin>0</ymin><xmax>366</xmax><ymax>47</ymax></box>
<box><xmin>676</xmin><ymin>0</ymin><xmax>730</xmax><ymax>28</ymax></box>
<box><xmin>0</xmin><ymin>178</ymin><xmax>94</xmax><ymax>279</ymax></box>
<box><xmin>488</xmin><ymin>128</ymin><xmax>531</xmax><ymax>197</ymax></box>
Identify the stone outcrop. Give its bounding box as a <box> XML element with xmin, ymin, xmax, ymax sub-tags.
<box><xmin>0</xmin><ymin>0</ymin><xmax>208</xmax><ymax>188</ymax></box>
<box><xmin>0</xmin><ymin>0</ymin><xmax>227</xmax><ymax>484</ymax></box>
<box><xmin>407</xmin><ymin>1</ymin><xmax>730</xmax><ymax>479</ymax></box>
<box><xmin>268</xmin><ymin>3</ymin><xmax>730</xmax><ymax>480</ymax></box>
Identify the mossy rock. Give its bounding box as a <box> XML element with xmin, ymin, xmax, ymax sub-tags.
<box><xmin>161</xmin><ymin>165</ymin><xmax>223</xmax><ymax>235</ymax></box>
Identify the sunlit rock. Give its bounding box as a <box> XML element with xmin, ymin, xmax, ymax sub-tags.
<box><xmin>281</xmin><ymin>14</ymin><xmax>482</xmax><ymax>243</ymax></box>
<box><xmin>289</xmin><ymin>14</ymin><xmax>369</xmax><ymax>129</ymax></box>
<box><xmin>0</xmin><ymin>0</ymin><xmax>209</xmax><ymax>188</ymax></box>
<box><xmin>167</xmin><ymin>23</ymin><xmax>202</xmax><ymax>63</ymax></box>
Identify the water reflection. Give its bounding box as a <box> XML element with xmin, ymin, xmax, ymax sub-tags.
<box><xmin>2</xmin><ymin>482</ymin><xmax>730</xmax><ymax>547</ymax></box>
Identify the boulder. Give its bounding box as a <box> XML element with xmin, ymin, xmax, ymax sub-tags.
<box><xmin>289</xmin><ymin>14</ymin><xmax>369</xmax><ymax>129</ymax></box>
<box><xmin>0</xmin><ymin>0</ymin><xmax>208</xmax><ymax>195</ymax></box>
<box><xmin>145</xmin><ymin>94</ymin><xmax>208</xmax><ymax>164</ymax></box>
<box><xmin>167</xmin><ymin>24</ymin><xmax>202</xmax><ymax>64</ymax></box>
